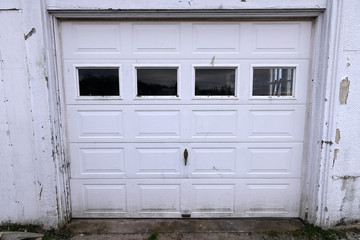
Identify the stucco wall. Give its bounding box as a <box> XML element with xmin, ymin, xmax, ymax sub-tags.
<box><xmin>324</xmin><ymin>0</ymin><xmax>360</xmax><ymax>225</ymax></box>
<box><xmin>0</xmin><ymin>0</ymin><xmax>359</xmax><ymax>229</ymax></box>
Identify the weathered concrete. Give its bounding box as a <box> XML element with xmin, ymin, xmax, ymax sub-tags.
<box><xmin>70</xmin><ymin>233</ymin><xmax>287</xmax><ymax>240</ymax></box>
<box><xmin>67</xmin><ymin>219</ymin><xmax>304</xmax><ymax>234</ymax></box>
<box><xmin>0</xmin><ymin>231</ymin><xmax>43</xmax><ymax>240</ymax></box>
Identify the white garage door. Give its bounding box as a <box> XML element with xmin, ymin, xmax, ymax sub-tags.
<box><xmin>60</xmin><ymin>21</ymin><xmax>312</xmax><ymax>218</ymax></box>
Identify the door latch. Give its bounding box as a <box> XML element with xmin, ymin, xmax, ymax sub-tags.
<box><xmin>184</xmin><ymin>149</ymin><xmax>188</xmax><ymax>166</ymax></box>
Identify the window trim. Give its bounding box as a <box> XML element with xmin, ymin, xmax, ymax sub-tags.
<box><xmin>249</xmin><ymin>64</ymin><xmax>299</xmax><ymax>100</ymax></box>
<box><xmin>74</xmin><ymin>64</ymin><xmax>122</xmax><ymax>100</ymax></box>
<box><xmin>133</xmin><ymin>64</ymin><xmax>181</xmax><ymax>100</ymax></box>
<box><xmin>192</xmin><ymin>64</ymin><xmax>240</xmax><ymax>100</ymax></box>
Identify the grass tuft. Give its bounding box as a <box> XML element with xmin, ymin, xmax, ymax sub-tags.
<box><xmin>146</xmin><ymin>232</ymin><xmax>159</xmax><ymax>240</ymax></box>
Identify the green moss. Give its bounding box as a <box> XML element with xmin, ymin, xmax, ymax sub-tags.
<box><xmin>292</xmin><ymin>223</ymin><xmax>347</xmax><ymax>240</ymax></box>
<box><xmin>146</xmin><ymin>232</ymin><xmax>159</xmax><ymax>240</ymax></box>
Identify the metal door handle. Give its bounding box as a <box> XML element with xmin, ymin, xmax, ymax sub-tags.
<box><xmin>184</xmin><ymin>149</ymin><xmax>188</xmax><ymax>166</ymax></box>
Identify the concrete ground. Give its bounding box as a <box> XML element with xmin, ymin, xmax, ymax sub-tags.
<box><xmin>5</xmin><ymin>218</ymin><xmax>360</xmax><ymax>240</ymax></box>
<box><xmin>68</xmin><ymin>219</ymin><xmax>303</xmax><ymax>239</ymax></box>
<box><xmin>66</xmin><ymin>218</ymin><xmax>360</xmax><ymax>240</ymax></box>
<box><xmin>66</xmin><ymin>219</ymin><xmax>360</xmax><ymax>240</ymax></box>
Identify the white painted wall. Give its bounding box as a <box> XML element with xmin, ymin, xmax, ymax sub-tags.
<box><xmin>0</xmin><ymin>10</ymin><xmax>39</xmax><ymax>224</ymax></box>
<box><xmin>0</xmin><ymin>0</ymin><xmax>69</xmax><ymax>229</ymax></box>
<box><xmin>322</xmin><ymin>0</ymin><xmax>360</xmax><ymax>226</ymax></box>
<box><xmin>0</xmin><ymin>0</ymin><xmax>359</xmax><ymax>228</ymax></box>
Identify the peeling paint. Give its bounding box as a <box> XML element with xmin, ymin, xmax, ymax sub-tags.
<box><xmin>24</xmin><ymin>27</ymin><xmax>36</xmax><ymax>40</ymax></box>
<box><xmin>339</xmin><ymin>77</ymin><xmax>350</xmax><ymax>105</ymax></box>
<box><xmin>333</xmin><ymin>149</ymin><xmax>339</xmax><ymax>167</ymax></box>
<box><xmin>210</xmin><ymin>56</ymin><xmax>215</xmax><ymax>66</ymax></box>
<box><xmin>335</xmin><ymin>129</ymin><xmax>341</xmax><ymax>144</ymax></box>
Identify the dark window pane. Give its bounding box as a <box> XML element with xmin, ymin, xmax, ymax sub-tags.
<box><xmin>195</xmin><ymin>68</ymin><xmax>235</xmax><ymax>96</ymax></box>
<box><xmin>137</xmin><ymin>68</ymin><xmax>177</xmax><ymax>96</ymax></box>
<box><xmin>79</xmin><ymin>68</ymin><xmax>119</xmax><ymax>96</ymax></box>
<box><xmin>253</xmin><ymin>68</ymin><xmax>294</xmax><ymax>96</ymax></box>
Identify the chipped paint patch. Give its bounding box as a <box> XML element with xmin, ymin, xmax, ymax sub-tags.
<box><xmin>339</xmin><ymin>77</ymin><xmax>350</xmax><ymax>105</ymax></box>
<box><xmin>333</xmin><ymin>149</ymin><xmax>339</xmax><ymax>167</ymax></box>
<box><xmin>335</xmin><ymin>129</ymin><xmax>341</xmax><ymax>144</ymax></box>
<box><xmin>210</xmin><ymin>56</ymin><xmax>215</xmax><ymax>66</ymax></box>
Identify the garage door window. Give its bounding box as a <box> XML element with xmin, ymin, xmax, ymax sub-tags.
<box><xmin>252</xmin><ymin>67</ymin><xmax>295</xmax><ymax>97</ymax></box>
<box><xmin>136</xmin><ymin>68</ymin><xmax>178</xmax><ymax>97</ymax></box>
<box><xmin>195</xmin><ymin>68</ymin><xmax>236</xmax><ymax>96</ymax></box>
<box><xmin>78</xmin><ymin>68</ymin><xmax>120</xmax><ymax>96</ymax></box>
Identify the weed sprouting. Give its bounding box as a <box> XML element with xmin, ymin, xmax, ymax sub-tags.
<box><xmin>146</xmin><ymin>232</ymin><xmax>159</xmax><ymax>240</ymax></box>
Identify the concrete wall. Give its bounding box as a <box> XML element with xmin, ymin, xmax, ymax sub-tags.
<box><xmin>0</xmin><ymin>0</ymin><xmax>359</xmax><ymax>228</ymax></box>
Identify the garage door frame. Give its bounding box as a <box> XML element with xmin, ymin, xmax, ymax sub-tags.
<box><xmin>48</xmin><ymin>7</ymin><xmax>335</xmax><ymax>225</ymax></box>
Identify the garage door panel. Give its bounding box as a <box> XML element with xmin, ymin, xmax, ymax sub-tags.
<box><xmin>242</xmin><ymin>143</ymin><xmax>303</xmax><ymax>178</ymax></box>
<box><xmin>253</xmin><ymin>23</ymin><xmax>301</xmax><ymax>52</ymax></box>
<box><xmin>133</xmin><ymin>23</ymin><xmax>180</xmax><ymax>53</ymax></box>
<box><xmin>242</xmin><ymin>179</ymin><xmax>300</xmax><ymax>217</ymax></box>
<box><xmin>191</xmin><ymin>184</ymin><xmax>236</xmax><ymax>214</ymax></box>
<box><xmin>192</xmin><ymin>23</ymin><xmax>240</xmax><ymax>53</ymax></box>
<box><xmin>134</xmin><ymin>110</ymin><xmax>180</xmax><ymax>138</ymax></box>
<box><xmin>61</xmin><ymin>22</ymin><xmax>122</xmax><ymax>59</ymax></box>
<box><xmin>134</xmin><ymin>147</ymin><xmax>182</xmax><ymax>177</ymax></box>
<box><xmin>71</xmin><ymin>179</ymin><xmax>301</xmax><ymax>218</ymax></box>
<box><xmin>240</xmin><ymin>105</ymin><xmax>305</xmax><ymax>142</ymax></box>
<box><xmin>191</xmin><ymin>110</ymin><xmax>238</xmax><ymax>138</ymax></box>
<box><xmin>137</xmin><ymin>184</ymin><xmax>181</xmax><ymax>214</ymax></box>
<box><xmin>240</xmin><ymin>22</ymin><xmax>312</xmax><ymax>58</ymax></box>
<box><xmin>71</xmin><ymin>180</ymin><xmax>128</xmax><ymax>218</ymax></box>
<box><xmin>189</xmin><ymin>147</ymin><xmax>237</xmax><ymax>178</ymax></box>
<box><xmin>62</xmin><ymin>59</ymin><xmax>308</xmax><ymax>105</ymax></box>
<box><xmin>67</xmin><ymin>106</ymin><xmax>125</xmax><ymax>142</ymax></box>
<box><xmin>61</xmin><ymin>21</ymin><xmax>310</xmax><ymax>60</ymax></box>
<box><xmin>70</xmin><ymin>143</ymin><xmax>125</xmax><ymax>178</ymax></box>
